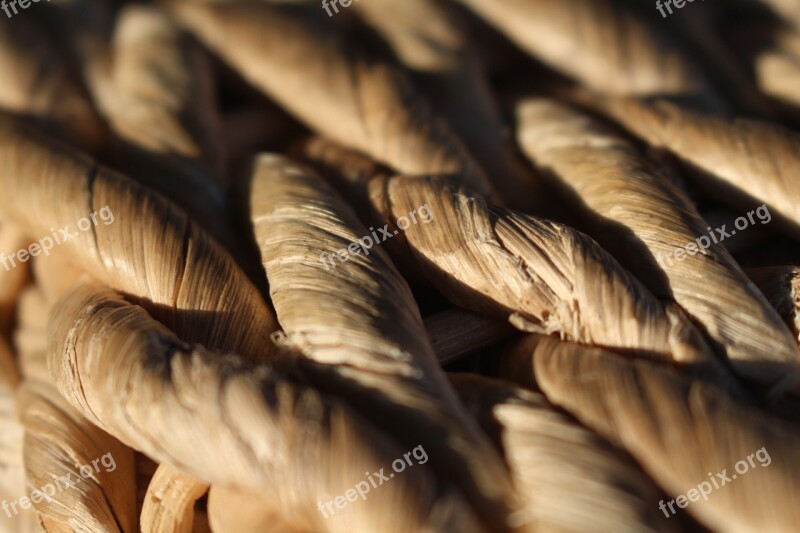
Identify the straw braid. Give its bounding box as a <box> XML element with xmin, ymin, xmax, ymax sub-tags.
<box><xmin>48</xmin><ymin>283</ymin><xmax>482</xmax><ymax>533</ymax></box>
<box><xmin>19</xmin><ymin>381</ymin><xmax>138</xmax><ymax>533</ymax></box>
<box><xmin>747</xmin><ymin>266</ymin><xmax>800</xmax><ymax>345</ymax></box>
<box><xmin>450</xmin><ymin>374</ymin><xmax>676</xmax><ymax>532</ymax></box>
<box><xmin>501</xmin><ymin>334</ymin><xmax>800</xmax><ymax>532</ymax></box>
<box><xmin>172</xmin><ymin>1</ymin><xmax>496</xmax><ymax>199</ymax></box>
<box><xmin>458</xmin><ymin>0</ymin><xmax>712</xmax><ymax>97</ymax></box>
<box><xmin>591</xmin><ymin>97</ymin><xmax>800</xmax><ymax>238</ymax></box>
<box><xmin>354</xmin><ymin>0</ymin><xmax>539</xmax><ymax>209</ymax></box>
<box><xmin>515</xmin><ymin>98</ymin><xmax>800</xmax><ymax>390</ymax></box>
<box><xmin>0</xmin><ymin>123</ymin><xmax>275</xmax><ymax>362</ymax></box>
<box><xmin>250</xmin><ymin>155</ymin><xmax>519</xmax><ymax>529</ymax></box>
<box><xmin>139</xmin><ymin>465</ymin><xmax>208</xmax><ymax>533</ymax></box>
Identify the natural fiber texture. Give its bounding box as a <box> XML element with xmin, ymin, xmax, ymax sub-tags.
<box><xmin>501</xmin><ymin>334</ymin><xmax>800</xmax><ymax>532</ymax></box>
<box><xmin>0</xmin><ymin>337</ymin><xmax>37</xmax><ymax>533</ymax></box>
<box><xmin>747</xmin><ymin>266</ymin><xmax>800</xmax><ymax>345</ymax></box>
<box><xmin>19</xmin><ymin>381</ymin><xmax>137</xmax><ymax>532</ymax></box>
<box><xmin>354</xmin><ymin>172</ymin><xmax>725</xmax><ymax>374</ymax></box>
<box><xmin>591</xmin><ymin>96</ymin><xmax>800</xmax><ymax>237</ymax></box>
<box><xmin>515</xmin><ymin>98</ymin><xmax>800</xmax><ymax>390</ymax></box>
<box><xmin>354</xmin><ymin>0</ymin><xmax>538</xmax><ymax>209</ymax></box>
<box><xmin>172</xmin><ymin>1</ymin><xmax>496</xmax><ymax>199</ymax></box>
<box><xmin>48</xmin><ymin>283</ymin><xmax>482</xmax><ymax>533</ymax></box>
<box><xmin>458</xmin><ymin>0</ymin><xmax>711</xmax><ymax>97</ymax></box>
<box><xmin>0</xmin><ymin>123</ymin><xmax>275</xmax><ymax>362</ymax></box>
<box><xmin>96</xmin><ymin>5</ymin><xmax>225</xmax><ymax>180</ymax></box>
<box><xmin>450</xmin><ymin>373</ymin><xmax>674</xmax><ymax>533</ymax></box>
<box><xmin>424</xmin><ymin>309</ymin><xmax>516</xmax><ymax>365</ymax></box>
<box><xmin>250</xmin><ymin>154</ymin><xmax>518</xmax><ymax>528</ymax></box>
<box><xmin>90</xmin><ymin>5</ymin><xmax>231</xmax><ymax>233</ymax></box>
<box><xmin>10</xmin><ymin>245</ymin><xmax>140</xmax><ymax>532</ymax></box>
<box><xmin>1</xmin><ymin>2</ymin><xmax>799</xmax><ymax>530</ymax></box>
<box><xmin>139</xmin><ymin>465</ymin><xmax>208</xmax><ymax>533</ymax></box>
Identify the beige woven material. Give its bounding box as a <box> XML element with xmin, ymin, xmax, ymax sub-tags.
<box><xmin>450</xmin><ymin>374</ymin><xmax>674</xmax><ymax>533</ymax></box>
<box><xmin>747</xmin><ymin>266</ymin><xmax>800</xmax><ymax>345</ymax></box>
<box><xmin>501</xmin><ymin>334</ymin><xmax>800</xmax><ymax>533</ymax></box>
<box><xmin>458</xmin><ymin>0</ymin><xmax>711</xmax><ymax>97</ymax></box>
<box><xmin>1</xmin><ymin>1</ymin><xmax>800</xmax><ymax>530</ymax></box>
<box><xmin>354</xmin><ymin>0</ymin><xmax>539</xmax><ymax>209</ymax></box>
<box><xmin>516</xmin><ymin>98</ymin><xmax>800</xmax><ymax>390</ymax></box>
<box><xmin>250</xmin><ymin>155</ymin><xmax>518</xmax><ymax>528</ymax></box>
<box><xmin>172</xmin><ymin>1</ymin><xmax>496</xmax><ymax>199</ymax></box>
<box><xmin>591</xmin><ymin>97</ymin><xmax>800</xmax><ymax>237</ymax></box>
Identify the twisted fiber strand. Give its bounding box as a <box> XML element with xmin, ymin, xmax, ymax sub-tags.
<box><xmin>458</xmin><ymin>0</ymin><xmax>712</xmax><ymax>97</ymax></box>
<box><xmin>171</xmin><ymin>1</ymin><xmax>496</xmax><ymax>199</ymax></box>
<box><xmin>0</xmin><ymin>123</ymin><xmax>275</xmax><ymax>362</ymax></box>
<box><xmin>515</xmin><ymin>99</ymin><xmax>800</xmax><ymax>390</ymax></box>
<box><xmin>0</xmin><ymin>115</ymin><xmax>261</xmax><ymax>525</ymax></box>
<box><xmin>18</xmin><ymin>381</ymin><xmax>138</xmax><ymax>533</ymax></box>
<box><xmin>48</xmin><ymin>283</ymin><xmax>482</xmax><ymax>533</ymax></box>
<box><xmin>14</xmin><ymin>256</ymin><xmax>138</xmax><ymax>532</ymax></box>
<box><xmin>354</xmin><ymin>0</ymin><xmax>539</xmax><ymax>209</ymax></box>
<box><xmin>450</xmin><ymin>374</ymin><xmax>677</xmax><ymax>533</ymax></box>
<box><xmin>0</xmin><ymin>337</ymin><xmax>38</xmax><ymax>533</ymax></box>
<box><xmin>139</xmin><ymin>465</ymin><xmax>208</xmax><ymax>533</ymax></box>
<box><xmin>90</xmin><ymin>3</ymin><xmax>255</xmax><ymax>282</ymax></box>
<box><xmin>362</xmin><ymin>173</ymin><xmax>723</xmax><ymax>371</ymax></box>
<box><xmin>593</xmin><ymin>97</ymin><xmax>800</xmax><ymax>238</ymax></box>
<box><xmin>38</xmin><ymin>0</ymin><xmax>116</xmax><ymax>117</ymax></box>
<box><xmin>97</xmin><ymin>5</ymin><xmax>226</xmax><ymax>181</ymax></box>
<box><xmin>746</xmin><ymin>266</ymin><xmax>800</xmax><ymax>345</ymax></box>
<box><xmin>250</xmin><ymin>155</ymin><xmax>519</xmax><ymax>530</ymax></box>
<box><xmin>501</xmin><ymin>334</ymin><xmax>800</xmax><ymax>532</ymax></box>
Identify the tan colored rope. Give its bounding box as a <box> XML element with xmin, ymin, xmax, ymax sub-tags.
<box><xmin>0</xmin><ymin>337</ymin><xmax>38</xmax><ymax>533</ymax></box>
<box><xmin>589</xmin><ymin>96</ymin><xmax>800</xmax><ymax>238</ymax></box>
<box><xmin>501</xmin><ymin>334</ymin><xmax>800</xmax><ymax>532</ymax></box>
<box><xmin>19</xmin><ymin>381</ymin><xmax>138</xmax><ymax>532</ymax></box>
<box><xmin>747</xmin><ymin>266</ymin><xmax>800</xmax><ymax>345</ymax></box>
<box><xmin>139</xmin><ymin>465</ymin><xmax>208</xmax><ymax>533</ymax></box>
<box><xmin>347</xmin><ymin>170</ymin><xmax>727</xmax><ymax>373</ymax></box>
<box><xmin>450</xmin><ymin>373</ymin><xmax>676</xmax><ymax>533</ymax></box>
<box><xmin>0</xmin><ymin>123</ymin><xmax>275</xmax><ymax>362</ymax></box>
<box><xmin>515</xmin><ymin>98</ymin><xmax>800</xmax><ymax>391</ymax></box>
<box><xmin>171</xmin><ymin>1</ymin><xmax>496</xmax><ymax>199</ymax></box>
<box><xmin>0</xmin><ymin>18</ymin><xmax>105</xmax><ymax>151</ymax></box>
<box><xmin>48</xmin><ymin>282</ymin><xmax>482</xmax><ymax>532</ymax></box>
<box><xmin>250</xmin><ymin>154</ymin><xmax>519</xmax><ymax>529</ymax></box>
<box><xmin>457</xmin><ymin>0</ymin><xmax>712</xmax><ymax>97</ymax></box>
<box><xmin>354</xmin><ymin>0</ymin><xmax>539</xmax><ymax>209</ymax></box>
